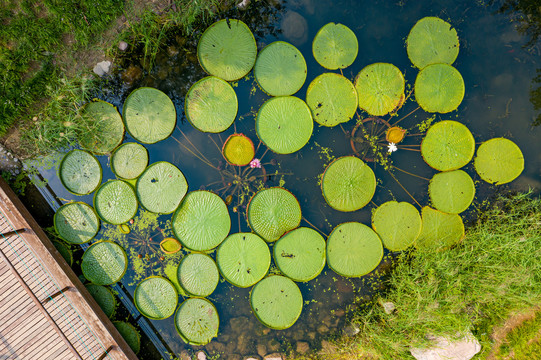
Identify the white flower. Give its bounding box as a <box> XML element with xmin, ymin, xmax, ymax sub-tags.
<box><xmin>387</xmin><ymin>142</ymin><xmax>398</xmax><ymax>153</ymax></box>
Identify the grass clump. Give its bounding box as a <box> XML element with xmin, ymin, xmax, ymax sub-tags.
<box><xmin>495</xmin><ymin>309</ymin><xmax>541</xmax><ymax>359</ymax></box>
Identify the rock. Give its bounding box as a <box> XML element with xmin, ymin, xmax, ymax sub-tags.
<box><xmin>230</xmin><ymin>316</ymin><xmax>252</xmax><ymax>334</ymax></box>
<box><xmin>243</xmin><ymin>356</ymin><xmax>261</xmax><ymax>360</ymax></box>
<box><xmin>319</xmin><ymin>340</ymin><xmax>338</xmax><ymax>354</ymax></box>
<box><xmin>206</xmin><ymin>341</ymin><xmax>226</xmax><ymax>353</ymax></box>
<box><xmin>178</xmin><ymin>350</ymin><xmax>191</xmax><ymax>360</ymax></box>
<box><xmin>317</xmin><ymin>324</ymin><xmax>329</xmax><ymax>334</ymax></box>
<box><xmin>93</xmin><ymin>60</ymin><xmax>111</xmax><ymax>77</ymax></box>
<box><xmin>227</xmin><ymin>354</ymin><xmax>243</xmax><ymax>360</ymax></box>
<box><xmin>292</xmin><ymin>329</ymin><xmax>305</xmax><ymax>341</ymax></box>
<box><xmin>381</xmin><ymin>301</ymin><xmax>396</xmax><ymax>314</ymax></box>
<box><xmin>410</xmin><ymin>332</ymin><xmax>481</xmax><ymax>360</ymax></box>
<box><xmin>263</xmin><ymin>353</ymin><xmax>283</xmax><ymax>360</ymax></box>
<box><xmin>256</xmin><ymin>343</ymin><xmax>267</xmax><ymax>357</ymax></box>
<box><xmin>120</xmin><ymin>64</ymin><xmax>143</xmax><ymax>86</ymax></box>
<box><xmin>237</xmin><ymin>0</ymin><xmax>250</xmax><ymax>10</ymax></box>
<box><xmin>296</xmin><ymin>341</ymin><xmax>309</xmax><ymax>354</ymax></box>
<box><xmin>307</xmin><ymin>331</ymin><xmax>316</xmax><ymax>340</ymax></box>
<box><xmin>237</xmin><ymin>334</ymin><xmax>251</xmax><ymax>354</ymax></box>
<box><xmin>343</xmin><ymin>322</ymin><xmax>360</xmax><ymax>337</ymax></box>
<box><xmin>266</xmin><ymin>339</ymin><xmax>280</xmax><ymax>352</ymax></box>
<box><xmin>280</xmin><ymin>11</ymin><xmax>308</xmax><ymax>46</ymax></box>
<box><xmin>196</xmin><ymin>350</ymin><xmax>207</xmax><ymax>360</ymax></box>
<box><xmin>333</xmin><ymin>308</ymin><xmax>345</xmax><ymax>317</ymax></box>
<box><xmin>118</xmin><ymin>41</ymin><xmax>128</xmax><ymax>51</ymax></box>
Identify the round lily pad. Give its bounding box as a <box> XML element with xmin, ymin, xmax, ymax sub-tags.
<box><xmin>134</xmin><ymin>276</ymin><xmax>178</xmax><ymax>320</ymax></box>
<box><xmin>355</xmin><ymin>63</ymin><xmax>405</xmax><ymax>116</ymax></box>
<box><xmin>312</xmin><ymin>23</ymin><xmax>358</xmax><ymax>70</ymax></box>
<box><xmin>372</xmin><ymin>201</ymin><xmax>421</xmax><ymax>251</ymax></box>
<box><xmin>175</xmin><ymin>298</ymin><xmax>219</xmax><ymax>345</ymax></box>
<box><xmin>53</xmin><ymin>241</ymin><xmax>73</xmax><ymax>266</ymax></box>
<box><xmin>407</xmin><ymin>17</ymin><xmax>459</xmax><ymax>69</ymax></box>
<box><xmin>474</xmin><ymin>138</ymin><xmax>524</xmax><ymax>185</ymax></box>
<box><xmin>327</xmin><ymin>222</ymin><xmax>383</xmax><ymax>277</ymax></box>
<box><xmin>111</xmin><ymin>142</ymin><xmax>149</xmax><ymax>180</ymax></box>
<box><xmin>256</xmin><ymin>96</ymin><xmax>313</xmax><ymax>154</ymax></box>
<box><xmin>177</xmin><ymin>253</ymin><xmax>219</xmax><ymax>297</ymax></box>
<box><xmin>86</xmin><ymin>284</ymin><xmax>117</xmax><ymax>318</ymax></box>
<box><xmin>160</xmin><ymin>238</ymin><xmax>181</xmax><ymax>254</ymax></box>
<box><xmin>429</xmin><ymin>170</ymin><xmax>475</xmax><ymax>214</ymax></box>
<box><xmin>94</xmin><ymin>180</ymin><xmax>138</xmax><ymax>225</ymax></box>
<box><xmin>197</xmin><ymin>19</ymin><xmax>257</xmax><ymax>81</ymax></box>
<box><xmin>54</xmin><ymin>202</ymin><xmax>99</xmax><ymax>244</ymax></box>
<box><xmin>79</xmin><ymin>100</ymin><xmax>125</xmax><ymax>155</ymax></box>
<box><xmin>386</xmin><ymin>127</ymin><xmax>406</xmax><ymax>143</ymax></box>
<box><xmin>81</xmin><ymin>241</ymin><xmax>127</xmax><ymax>285</ymax></box>
<box><xmin>185</xmin><ymin>76</ymin><xmax>238</xmax><ymax>133</ymax></box>
<box><xmin>321</xmin><ymin>156</ymin><xmax>376</xmax><ymax>212</ymax></box>
<box><xmin>415</xmin><ymin>63</ymin><xmax>465</xmax><ymax>113</ymax></box>
<box><xmin>222</xmin><ymin>134</ymin><xmax>255</xmax><ymax>166</ymax></box>
<box><xmin>136</xmin><ymin>161</ymin><xmax>188</xmax><ymax>214</ymax></box>
<box><xmin>421</xmin><ymin>121</ymin><xmax>475</xmax><ymax>171</ymax></box>
<box><xmin>247</xmin><ymin>187</ymin><xmax>302</xmax><ymax>242</ymax></box>
<box><xmin>306</xmin><ymin>73</ymin><xmax>358</xmax><ymax>127</ymax></box>
<box><xmin>254</xmin><ymin>41</ymin><xmax>307</xmax><ymax>96</ymax></box>
<box><xmin>59</xmin><ymin>149</ymin><xmax>102</xmax><ymax>195</ymax></box>
<box><xmin>113</xmin><ymin>321</ymin><xmax>140</xmax><ymax>354</ymax></box>
<box><xmin>123</xmin><ymin>87</ymin><xmax>176</xmax><ymax>144</ymax></box>
<box><xmin>273</xmin><ymin>227</ymin><xmax>326</xmax><ymax>282</ymax></box>
<box><xmin>250</xmin><ymin>275</ymin><xmax>303</xmax><ymax>330</ymax></box>
<box><xmin>172</xmin><ymin>191</ymin><xmax>231</xmax><ymax>251</ymax></box>
<box><xmin>216</xmin><ymin>232</ymin><xmax>271</xmax><ymax>288</ymax></box>
<box><xmin>416</xmin><ymin>206</ymin><xmax>464</xmax><ymax>249</ymax></box>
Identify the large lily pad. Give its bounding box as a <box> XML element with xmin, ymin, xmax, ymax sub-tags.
<box><xmin>355</xmin><ymin>63</ymin><xmax>405</xmax><ymax>116</ymax></box>
<box><xmin>372</xmin><ymin>201</ymin><xmax>422</xmax><ymax>251</ymax></box>
<box><xmin>474</xmin><ymin>138</ymin><xmax>524</xmax><ymax>185</ymax></box>
<box><xmin>177</xmin><ymin>253</ymin><xmax>219</xmax><ymax>297</ymax></box>
<box><xmin>185</xmin><ymin>76</ymin><xmax>238</xmax><ymax>133</ymax></box>
<box><xmin>123</xmin><ymin>87</ymin><xmax>176</xmax><ymax>144</ymax></box>
<box><xmin>81</xmin><ymin>241</ymin><xmax>127</xmax><ymax>285</ymax></box>
<box><xmin>250</xmin><ymin>275</ymin><xmax>303</xmax><ymax>330</ymax></box>
<box><xmin>53</xmin><ymin>241</ymin><xmax>73</xmax><ymax>266</ymax></box>
<box><xmin>59</xmin><ymin>149</ymin><xmax>102</xmax><ymax>195</ymax></box>
<box><xmin>407</xmin><ymin>17</ymin><xmax>459</xmax><ymax>69</ymax></box>
<box><xmin>421</xmin><ymin>121</ymin><xmax>475</xmax><ymax>171</ymax></box>
<box><xmin>113</xmin><ymin>321</ymin><xmax>140</xmax><ymax>354</ymax></box>
<box><xmin>85</xmin><ymin>284</ymin><xmax>117</xmax><ymax>318</ymax></box>
<box><xmin>321</xmin><ymin>156</ymin><xmax>376</xmax><ymax>212</ymax></box>
<box><xmin>134</xmin><ymin>276</ymin><xmax>178</xmax><ymax>320</ymax></box>
<box><xmin>415</xmin><ymin>64</ymin><xmax>465</xmax><ymax>113</ymax></box>
<box><xmin>172</xmin><ymin>191</ymin><xmax>231</xmax><ymax>251</ymax></box>
<box><xmin>312</xmin><ymin>23</ymin><xmax>358</xmax><ymax>70</ymax></box>
<box><xmin>216</xmin><ymin>232</ymin><xmax>270</xmax><ymax>288</ymax></box>
<box><xmin>327</xmin><ymin>222</ymin><xmax>383</xmax><ymax>277</ymax></box>
<box><xmin>429</xmin><ymin>170</ymin><xmax>475</xmax><ymax>214</ymax></box>
<box><xmin>197</xmin><ymin>19</ymin><xmax>257</xmax><ymax>81</ymax></box>
<box><xmin>273</xmin><ymin>227</ymin><xmax>326</xmax><ymax>282</ymax></box>
<box><xmin>256</xmin><ymin>96</ymin><xmax>313</xmax><ymax>154</ymax></box>
<box><xmin>306</xmin><ymin>73</ymin><xmax>358</xmax><ymax>127</ymax></box>
<box><xmin>416</xmin><ymin>207</ymin><xmax>464</xmax><ymax>249</ymax></box>
<box><xmin>222</xmin><ymin>134</ymin><xmax>255</xmax><ymax>166</ymax></box>
<box><xmin>94</xmin><ymin>180</ymin><xmax>138</xmax><ymax>225</ymax></box>
<box><xmin>79</xmin><ymin>100</ymin><xmax>125</xmax><ymax>155</ymax></box>
<box><xmin>111</xmin><ymin>142</ymin><xmax>149</xmax><ymax>180</ymax></box>
<box><xmin>136</xmin><ymin>161</ymin><xmax>188</xmax><ymax>214</ymax></box>
<box><xmin>247</xmin><ymin>187</ymin><xmax>302</xmax><ymax>242</ymax></box>
<box><xmin>175</xmin><ymin>298</ymin><xmax>219</xmax><ymax>345</ymax></box>
<box><xmin>254</xmin><ymin>41</ymin><xmax>307</xmax><ymax>96</ymax></box>
<box><xmin>54</xmin><ymin>202</ymin><xmax>99</xmax><ymax>244</ymax></box>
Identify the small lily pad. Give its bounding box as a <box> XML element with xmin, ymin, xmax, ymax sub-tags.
<box><xmin>111</xmin><ymin>142</ymin><xmax>149</xmax><ymax>180</ymax></box>
<box><xmin>175</xmin><ymin>298</ymin><xmax>219</xmax><ymax>345</ymax></box>
<box><xmin>134</xmin><ymin>276</ymin><xmax>178</xmax><ymax>320</ymax></box>
<box><xmin>81</xmin><ymin>241</ymin><xmax>127</xmax><ymax>285</ymax></box>
<box><xmin>177</xmin><ymin>253</ymin><xmax>219</xmax><ymax>297</ymax></box>
<box><xmin>53</xmin><ymin>241</ymin><xmax>73</xmax><ymax>266</ymax></box>
<box><xmin>54</xmin><ymin>202</ymin><xmax>99</xmax><ymax>244</ymax></box>
<box><xmin>429</xmin><ymin>170</ymin><xmax>476</xmax><ymax>214</ymax></box>
<box><xmin>416</xmin><ymin>207</ymin><xmax>464</xmax><ymax>249</ymax></box>
<box><xmin>355</xmin><ymin>63</ymin><xmax>405</xmax><ymax>116</ymax></box>
<box><xmin>86</xmin><ymin>284</ymin><xmax>117</xmax><ymax>318</ymax></box>
<box><xmin>79</xmin><ymin>100</ymin><xmax>125</xmax><ymax>155</ymax></box>
<box><xmin>113</xmin><ymin>321</ymin><xmax>140</xmax><ymax>354</ymax></box>
<box><xmin>59</xmin><ymin>149</ymin><xmax>102</xmax><ymax>195</ymax></box>
<box><xmin>94</xmin><ymin>180</ymin><xmax>138</xmax><ymax>225</ymax></box>
<box><xmin>160</xmin><ymin>237</ymin><xmax>181</xmax><ymax>254</ymax></box>
<box><xmin>372</xmin><ymin>201</ymin><xmax>422</xmax><ymax>251</ymax></box>
<box><xmin>386</xmin><ymin>127</ymin><xmax>406</xmax><ymax>143</ymax></box>
<box><xmin>312</xmin><ymin>23</ymin><xmax>358</xmax><ymax>70</ymax></box>
<box><xmin>415</xmin><ymin>64</ymin><xmax>465</xmax><ymax>113</ymax></box>
<box><xmin>222</xmin><ymin>134</ymin><xmax>255</xmax><ymax>166</ymax></box>
<box><xmin>474</xmin><ymin>138</ymin><xmax>524</xmax><ymax>185</ymax></box>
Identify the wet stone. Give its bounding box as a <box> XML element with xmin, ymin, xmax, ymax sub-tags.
<box><xmin>230</xmin><ymin>316</ymin><xmax>252</xmax><ymax>334</ymax></box>
<box><xmin>237</xmin><ymin>334</ymin><xmax>251</xmax><ymax>354</ymax></box>
<box><xmin>196</xmin><ymin>350</ymin><xmax>207</xmax><ymax>360</ymax></box>
<box><xmin>264</xmin><ymin>353</ymin><xmax>284</xmax><ymax>360</ymax></box>
<box><xmin>206</xmin><ymin>341</ymin><xmax>226</xmax><ymax>354</ymax></box>
<box><xmin>243</xmin><ymin>356</ymin><xmax>261</xmax><ymax>360</ymax></box>
<box><xmin>179</xmin><ymin>350</ymin><xmax>191</xmax><ymax>360</ymax></box>
<box><xmin>317</xmin><ymin>324</ymin><xmax>329</xmax><ymax>334</ymax></box>
<box><xmin>267</xmin><ymin>339</ymin><xmax>281</xmax><ymax>353</ymax></box>
<box><xmin>307</xmin><ymin>331</ymin><xmax>317</xmax><ymax>340</ymax></box>
<box><xmin>333</xmin><ymin>308</ymin><xmax>346</xmax><ymax>317</ymax></box>
<box><xmin>292</xmin><ymin>329</ymin><xmax>305</xmax><ymax>341</ymax></box>
<box><xmin>257</xmin><ymin>343</ymin><xmax>267</xmax><ymax>357</ymax></box>
<box><xmin>296</xmin><ymin>341</ymin><xmax>310</xmax><ymax>354</ymax></box>
<box><xmin>343</xmin><ymin>322</ymin><xmax>360</xmax><ymax>337</ymax></box>
<box><xmin>227</xmin><ymin>355</ymin><xmax>242</xmax><ymax>360</ymax></box>
<box><xmin>120</xmin><ymin>64</ymin><xmax>143</xmax><ymax>86</ymax></box>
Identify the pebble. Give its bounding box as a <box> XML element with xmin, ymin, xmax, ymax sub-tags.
<box><xmin>296</xmin><ymin>341</ymin><xmax>310</xmax><ymax>354</ymax></box>
<box><xmin>256</xmin><ymin>344</ymin><xmax>267</xmax><ymax>357</ymax></box>
<box><xmin>93</xmin><ymin>60</ymin><xmax>112</xmax><ymax>77</ymax></box>
<box><xmin>118</xmin><ymin>41</ymin><xmax>128</xmax><ymax>51</ymax></box>
<box><xmin>263</xmin><ymin>353</ymin><xmax>283</xmax><ymax>360</ymax></box>
<box><xmin>343</xmin><ymin>322</ymin><xmax>360</xmax><ymax>337</ymax></box>
<box><xmin>382</xmin><ymin>301</ymin><xmax>396</xmax><ymax>314</ymax></box>
<box><xmin>196</xmin><ymin>350</ymin><xmax>207</xmax><ymax>360</ymax></box>
<box><xmin>317</xmin><ymin>324</ymin><xmax>329</xmax><ymax>334</ymax></box>
<box><xmin>243</xmin><ymin>356</ymin><xmax>261</xmax><ymax>360</ymax></box>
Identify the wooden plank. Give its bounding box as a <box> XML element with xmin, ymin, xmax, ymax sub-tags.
<box><xmin>5</xmin><ymin>316</ymin><xmax>51</xmax><ymax>352</ymax></box>
<box><xmin>0</xmin><ymin>288</ymin><xmax>31</xmax><ymax>314</ymax></box>
<box><xmin>46</xmin><ymin>346</ymin><xmax>77</xmax><ymax>360</ymax></box>
<box><xmin>0</xmin><ymin>304</ymin><xmax>40</xmax><ymax>334</ymax></box>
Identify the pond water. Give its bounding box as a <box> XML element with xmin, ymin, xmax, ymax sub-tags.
<box><xmin>36</xmin><ymin>0</ymin><xmax>541</xmax><ymax>358</ymax></box>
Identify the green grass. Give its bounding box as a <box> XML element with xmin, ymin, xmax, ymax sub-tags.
<box><xmin>496</xmin><ymin>309</ymin><xmax>541</xmax><ymax>359</ymax></box>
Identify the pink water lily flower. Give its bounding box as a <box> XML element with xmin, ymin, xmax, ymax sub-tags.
<box><xmin>249</xmin><ymin>158</ymin><xmax>261</xmax><ymax>168</ymax></box>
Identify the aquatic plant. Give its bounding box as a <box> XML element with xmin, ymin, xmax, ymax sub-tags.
<box><xmin>59</xmin><ymin>149</ymin><xmax>102</xmax><ymax>195</ymax></box>
<box><xmin>222</xmin><ymin>133</ymin><xmax>255</xmax><ymax>166</ymax></box>
<box><xmin>94</xmin><ymin>180</ymin><xmax>138</xmax><ymax>225</ymax></box>
<box><xmin>372</xmin><ymin>201</ymin><xmax>422</xmax><ymax>251</ymax></box>
<box><xmin>85</xmin><ymin>284</ymin><xmax>117</xmax><ymax>318</ymax></box>
<box><xmin>54</xmin><ymin>202</ymin><xmax>100</xmax><ymax>244</ymax></box>
<box><xmin>79</xmin><ymin>100</ymin><xmax>125</xmax><ymax>155</ymax></box>
<box><xmin>175</xmin><ymin>297</ymin><xmax>219</xmax><ymax>345</ymax></box>
<box><xmin>474</xmin><ymin>138</ymin><xmax>525</xmax><ymax>185</ymax></box>
<box><xmin>113</xmin><ymin>321</ymin><xmax>141</xmax><ymax>354</ymax></box>
<box><xmin>177</xmin><ymin>253</ymin><xmax>219</xmax><ymax>297</ymax></box>
<box><xmin>312</xmin><ymin>22</ymin><xmax>358</xmax><ymax>70</ymax></box>
<box><xmin>111</xmin><ymin>143</ymin><xmax>149</xmax><ymax>180</ymax></box>
<box><xmin>134</xmin><ymin>276</ymin><xmax>178</xmax><ymax>320</ymax></box>
<box><xmin>81</xmin><ymin>241</ymin><xmax>128</xmax><ymax>285</ymax></box>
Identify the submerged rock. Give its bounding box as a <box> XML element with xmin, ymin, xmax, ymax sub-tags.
<box><xmin>343</xmin><ymin>322</ymin><xmax>360</xmax><ymax>337</ymax></box>
<box><xmin>263</xmin><ymin>353</ymin><xmax>284</xmax><ymax>360</ymax></box>
<box><xmin>410</xmin><ymin>332</ymin><xmax>481</xmax><ymax>360</ymax></box>
<box><xmin>296</xmin><ymin>341</ymin><xmax>310</xmax><ymax>354</ymax></box>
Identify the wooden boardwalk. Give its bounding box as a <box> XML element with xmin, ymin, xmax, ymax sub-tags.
<box><xmin>0</xmin><ymin>178</ymin><xmax>138</xmax><ymax>360</ymax></box>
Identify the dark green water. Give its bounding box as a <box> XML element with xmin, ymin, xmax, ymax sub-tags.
<box><xmin>37</xmin><ymin>0</ymin><xmax>541</xmax><ymax>358</ymax></box>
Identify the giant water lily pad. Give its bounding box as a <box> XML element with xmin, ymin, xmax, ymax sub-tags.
<box><xmin>355</xmin><ymin>63</ymin><xmax>405</xmax><ymax>116</ymax></box>
<box><xmin>250</xmin><ymin>275</ymin><xmax>303</xmax><ymax>330</ymax></box>
<box><xmin>312</xmin><ymin>23</ymin><xmax>358</xmax><ymax>70</ymax></box>
<box><xmin>113</xmin><ymin>321</ymin><xmax>140</xmax><ymax>354</ymax></box>
<box><xmin>85</xmin><ymin>284</ymin><xmax>117</xmax><ymax>318</ymax></box>
<box><xmin>134</xmin><ymin>276</ymin><xmax>178</xmax><ymax>320</ymax></box>
<box><xmin>94</xmin><ymin>180</ymin><xmax>138</xmax><ymax>225</ymax></box>
<box><xmin>177</xmin><ymin>253</ymin><xmax>219</xmax><ymax>297</ymax></box>
<box><xmin>79</xmin><ymin>100</ymin><xmax>125</xmax><ymax>155</ymax></box>
<box><xmin>254</xmin><ymin>41</ymin><xmax>307</xmax><ymax>96</ymax></box>
<box><xmin>327</xmin><ymin>222</ymin><xmax>383</xmax><ymax>277</ymax></box>
<box><xmin>429</xmin><ymin>170</ymin><xmax>475</xmax><ymax>214</ymax></box>
<box><xmin>54</xmin><ymin>202</ymin><xmax>99</xmax><ymax>244</ymax></box>
<box><xmin>421</xmin><ymin>121</ymin><xmax>475</xmax><ymax>171</ymax></box>
<box><xmin>407</xmin><ymin>17</ymin><xmax>459</xmax><ymax>69</ymax></box>
<box><xmin>175</xmin><ymin>298</ymin><xmax>219</xmax><ymax>345</ymax></box>
<box><xmin>321</xmin><ymin>156</ymin><xmax>376</xmax><ymax>212</ymax></box>
<box><xmin>197</xmin><ymin>19</ymin><xmax>257</xmax><ymax>81</ymax></box>
<box><xmin>247</xmin><ymin>187</ymin><xmax>302</xmax><ymax>242</ymax></box>
<box><xmin>216</xmin><ymin>233</ymin><xmax>270</xmax><ymax>288</ymax></box>
<box><xmin>306</xmin><ymin>73</ymin><xmax>358</xmax><ymax>127</ymax></box>
<box><xmin>415</xmin><ymin>64</ymin><xmax>465</xmax><ymax>113</ymax></box>
<box><xmin>172</xmin><ymin>191</ymin><xmax>231</xmax><ymax>251</ymax></box>
<box><xmin>256</xmin><ymin>96</ymin><xmax>313</xmax><ymax>154</ymax></box>
<box><xmin>111</xmin><ymin>143</ymin><xmax>149</xmax><ymax>180</ymax></box>
<box><xmin>372</xmin><ymin>201</ymin><xmax>422</xmax><ymax>251</ymax></box>
<box><xmin>136</xmin><ymin>162</ymin><xmax>188</xmax><ymax>214</ymax></box>
<box><xmin>222</xmin><ymin>134</ymin><xmax>255</xmax><ymax>166</ymax></box>
<box><xmin>59</xmin><ymin>149</ymin><xmax>102</xmax><ymax>195</ymax></box>
<box><xmin>273</xmin><ymin>227</ymin><xmax>326</xmax><ymax>282</ymax></box>
<box><xmin>81</xmin><ymin>241</ymin><xmax>127</xmax><ymax>285</ymax></box>
<box><xmin>474</xmin><ymin>138</ymin><xmax>524</xmax><ymax>185</ymax></box>
<box><xmin>53</xmin><ymin>241</ymin><xmax>73</xmax><ymax>266</ymax></box>
<box><xmin>185</xmin><ymin>76</ymin><xmax>238</xmax><ymax>133</ymax></box>
<box><xmin>416</xmin><ymin>207</ymin><xmax>464</xmax><ymax>249</ymax></box>
<box><xmin>123</xmin><ymin>87</ymin><xmax>176</xmax><ymax>144</ymax></box>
